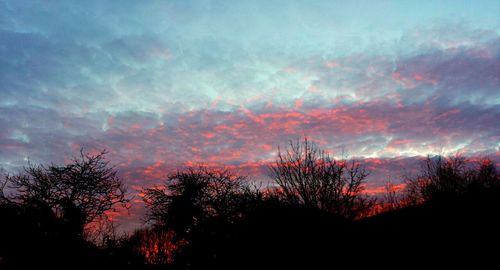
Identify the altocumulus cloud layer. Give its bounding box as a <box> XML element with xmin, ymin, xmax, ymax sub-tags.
<box><xmin>1</xmin><ymin>0</ymin><xmax>499</xmax><ymax>230</ymax></box>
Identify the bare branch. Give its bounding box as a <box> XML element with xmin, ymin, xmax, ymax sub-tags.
<box><xmin>269</xmin><ymin>137</ymin><xmax>373</xmax><ymax>219</ymax></box>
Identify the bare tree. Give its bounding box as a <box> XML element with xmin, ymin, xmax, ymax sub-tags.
<box><xmin>377</xmin><ymin>181</ymin><xmax>409</xmax><ymax>213</ymax></box>
<box><xmin>404</xmin><ymin>155</ymin><xmax>499</xmax><ymax>204</ymax></box>
<box><xmin>269</xmin><ymin>137</ymin><xmax>373</xmax><ymax>219</ymax></box>
<box><xmin>4</xmin><ymin>149</ymin><xmax>130</xmax><ymax>236</ymax></box>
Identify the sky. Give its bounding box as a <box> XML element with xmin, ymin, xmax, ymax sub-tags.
<box><xmin>1</xmin><ymin>0</ymin><xmax>499</xmax><ymax>230</ymax></box>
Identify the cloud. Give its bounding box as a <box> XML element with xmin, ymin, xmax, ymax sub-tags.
<box><xmin>1</xmin><ymin>1</ymin><xmax>499</xmax><ymax>230</ymax></box>
<box><xmin>1</xmin><ymin>20</ymin><xmax>498</xmax><ymax>185</ymax></box>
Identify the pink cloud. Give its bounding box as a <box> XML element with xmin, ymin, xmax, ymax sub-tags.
<box><xmin>295</xmin><ymin>99</ymin><xmax>303</xmax><ymax>109</ymax></box>
<box><xmin>325</xmin><ymin>61</ymin><xmax>339</xmax><ymax>69</ymax></box>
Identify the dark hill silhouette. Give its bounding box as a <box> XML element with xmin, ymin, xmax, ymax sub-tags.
<box><xmin>212</xmin><ymin>201</ymin><xmax>351</xmax><ymax>269</ymax></box>
<box><xmin>358</xmin><ymin>187</ymin><xmax>500</xmax><ymax>267</ymax></box>
<box><xmin>207</xmin><ymin>187</ymin><xmax>500</xmax><ymax>269</ymax></box>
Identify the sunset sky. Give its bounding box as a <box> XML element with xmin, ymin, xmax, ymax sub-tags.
<box><xmin>1</xmin><ymin>0</ymin><xmax>499</xmax><ymax>230</ymax></box>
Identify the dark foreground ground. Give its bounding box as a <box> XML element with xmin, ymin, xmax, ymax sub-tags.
<box><xmin>2</xmin><ymin>188</ymin><xmax>499</xmax><ymax>270</ymax></box>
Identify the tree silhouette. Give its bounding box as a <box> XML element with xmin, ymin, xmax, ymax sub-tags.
<box><xmin>0</xmin><ymin>171</ymin><xmax>8</xmax><ymax>204</ymax></box>
<box><xmin>4</xmin><ymin>149</ymin><xmax>129</xmax><ymax>237</ymax></box>
<box><xmin>269</xmin><ymin>137</ymin><xmax>373</xmax><ymax>219</ymax></box>
<box><xmin>127</xmin><ymin>227</ymin><xmax>179</xmax><ymax>265</ymax></box>
<box><xmin>143</xmin><ymin>167</ymin><xmax>247</xmax><ymax>233</ymax></box>
<box><xmin>142</xmin><ymin>167</ymin><xmax>256</xmax><ymax>266</ymax></box>
<box><xmin>2</xmin><ymin>147</ymin><xmax>498</xmax><ymax>268</ymax></box>
<box><xmin>362</xmin><ymin>155</ymin><xmax>500</xmax><ymax>267</ymax></box>
<box><xmin>404</xmin><ymin>155</ymin><xmax>499</xmax><ymax>204</ymax></box>
<box><xmin>470</xmin><ymin>158</ymin><xmax>499</xmax><ymax>189</ymax></box>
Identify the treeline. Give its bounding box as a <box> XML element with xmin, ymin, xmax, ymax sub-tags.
<box><xmin>0</xmin><ymin>138</ymin><xmax>499</xmax><ymax>269</ymax></box>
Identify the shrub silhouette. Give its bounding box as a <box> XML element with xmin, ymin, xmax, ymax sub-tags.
<box><xmin>360</xmin><ymin>155</ymin><xmax>500</xmax><ymax>267</ymax></box>
<box><xmin>405</xmin><ymin>155</ymin><xmax>499</xmax><ymax>204</ymax></box>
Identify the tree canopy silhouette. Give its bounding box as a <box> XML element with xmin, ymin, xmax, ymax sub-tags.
<box><xmin>142</xmin><ymin>167</ymin><xmax>259</xmax><ymax>266</ymax></box>
<box><xmin>2</xmin><ymin>146</ymin><xmax>499</xmax><ymax>269</ymax></box>
<box><xmin>404</xmin><ymin>155</ymin><xmax>499</xmax><ymax>204</ymax></box>
<box><xmin>270</xmin><ymin>137</ymin><xmax>373</xmax><ymax>219</ymax></box>
<box><xmin>3</xmin><ymin>149</ymin><xmax>129</xmax><ymax>236</ymax></box>
<box><xmin>143</xmin><ymin>167</ymin><xmax>250</xmax><ymax>232</ymax></box>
